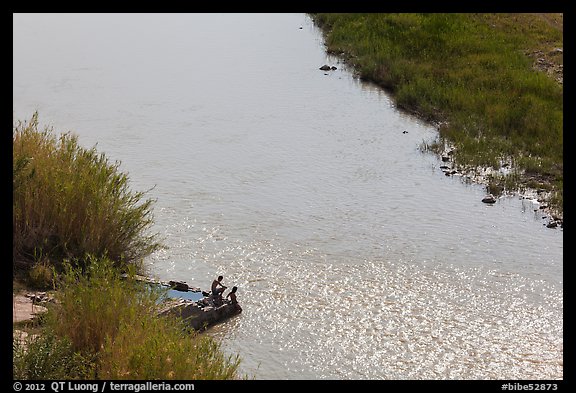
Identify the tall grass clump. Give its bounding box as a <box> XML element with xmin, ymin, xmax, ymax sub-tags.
<box><xmin>312</xmin><ymin>13</ymin><xmax>563</xmax><ymax>214</ymax></box>
<box><xmin>13</xmin><ymin>331</ymin><xmax>97</xmax><ymax>380</ymax></box>
<box><xmin>13</xmin><ymin>113</ymin><xmax>162</xmax><ymax>272</ymax></box>
<box><xmin>14</xmin><ymin>256</ymin><xmax>241</xmax><ymax>380</ymax></box>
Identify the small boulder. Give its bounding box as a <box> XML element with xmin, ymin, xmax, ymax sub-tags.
<box><xmin>319</xmin><ymin>64</ymin><xmax>331</xmax><ymax>71</ymax></box>
<box><xmin>169</xmin><ymin>280</ymin><xmax>189</xmax><ymax>292</ymax></box>
<box><xmin>482</xmin><ymin>194</ymin><xmax>497</xmax><ymax>204</ymax></box>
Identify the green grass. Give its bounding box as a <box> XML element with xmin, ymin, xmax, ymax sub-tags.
<box><xmin>13</xmin><ymin>330</ymin><xmax>97</xmax><ymax>380</ymax></box>
<box><xmin>13</xmin><ymin>257</ymin><xmax>242</xmax><ymax>380</ymax></box>
<box><xmin>312</xmin><ymin>13</ymin><xmax>563</xmax><ymax>214</ymax></box>
<box><xmin>13</xmin><ymin>113</ymin><xmax>162</xmax><ymax>274</ymax></box>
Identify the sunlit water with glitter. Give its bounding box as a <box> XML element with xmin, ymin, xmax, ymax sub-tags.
<box><xmin>13</xmin><ymin>13</ymin><xmax>562</xmax><ymax>379</ymax></box>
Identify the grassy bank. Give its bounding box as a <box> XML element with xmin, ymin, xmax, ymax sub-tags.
<box><xmin>13</xmin><ymin>115</ymin><xmax>242</xmax><ymax>379</ymax></box>
<box><xmin>13</xmin><ymin>257</ymin><xmax>242</xmax><ymax>379</ymax></box>
<box><xmin>311</xmin><ymin>13</ymin><xmax>563</xmax><ymax>217</ymax></box>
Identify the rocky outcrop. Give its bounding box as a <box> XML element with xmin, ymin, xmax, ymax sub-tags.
<box><xmin>482</xmin><ymin>194</ymin><xmax>497</xmax><ymax>204</ymax></box>
<box><xmin>168</xmin><ymin>280</ymin><xmax>190</xmax><ymax>291</ymax></box>
<box><xmin>132</xmin><ymin>275</ymin><xmax>242</xmax><ymax>330</ymax></box>
<box><xmin>319</xmin><ymin>64</ymin><xmax>338</xmax><ymax>71</ymax></box>
<box><xmin>159</xmin><ymin>295</ymin><xmax>241</xmax><ymax>331</ymax></box>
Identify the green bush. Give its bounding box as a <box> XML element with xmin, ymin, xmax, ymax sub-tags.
<box><xmin>42</xmin><ymin>256</ymin><xmax>241</xmax><ymax>380</ymax></box>
<box><xmin>48</xmin><ymin>255</ymin><xmax>146</xmax><ymax>354</ymax></box>
<box><xmin>13</xmin><ymin>331</ymin><xmax>97</xmax><ymax>380</ymax></box>
<box><xmin>13</xmin><ymin>113</ymin><xmax>162</xmax><ymax>272</ymax></box>
<box><xmin>28</xmin><ymin>259</ymin><xmax>55</xmax><ymax>290</ymax></box>
<box><xmin>97</xmin><ymin>306</ymin><xmax>241</xmax><ymax>380</ymax></box>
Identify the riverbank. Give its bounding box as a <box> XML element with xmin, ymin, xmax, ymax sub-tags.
<box><xmin>12</xmin><ymin>261</ymin><xmax>243</xmax><ymax>380</ymax></box>
<box><xmin>311</xmin><ymin>13</ymin><xmax>563</xmax><ymax>223</ymax></box>
<box><xmin>12</xmin><ymin>119</ymin><xmax>242</xmax><ymax>380</ymax></box>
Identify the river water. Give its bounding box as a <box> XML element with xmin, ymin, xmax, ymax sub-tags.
<box><xmin>13</xmin><ymin>13</ymin><xmax>563</xmax><ymax>380</ymax></box>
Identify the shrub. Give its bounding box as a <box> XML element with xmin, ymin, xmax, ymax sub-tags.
<box><xmin>28</xmin><ymin>259</ymin><xmax>55</xmax><ymax>290</ymax></box>
<box><xmin>48</xmin><ymin>255</ymin><xmax>146</xmax><ymax>354</ymax></box>
<box><xmin>13</xmin><ymin>113</ymin><xmax>162</xmax><ymax>272</ymax></box>
<box><xmin>97</xmin><ymin>308</ymin><xmax>241</xmax><ymax>380</ymax></box>
<box><xmin>43</xmin><ymin>256</ymin><xmax>241</xmax><ymax>380</ymax></box>
<box><xmin>13</xmin><ymin>330</ymin><xmax>96</xmax><ymax>380</ymax></box>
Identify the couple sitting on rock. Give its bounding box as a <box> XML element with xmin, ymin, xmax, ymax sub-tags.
<box><xmin>211</xmin><ymin>276</ymin><xmax>242</xmax><ymax>312</ymax></box>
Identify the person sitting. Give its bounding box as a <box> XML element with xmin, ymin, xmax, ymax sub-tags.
<box><xmin>211</xmin><ymin>275</ymin><xmax>227</xmax><ymax>304</ymax></box>
<box><xmin>226</xmin><ymin>286</ymin><xmax>242</xmax><ymax>313</ymax></box>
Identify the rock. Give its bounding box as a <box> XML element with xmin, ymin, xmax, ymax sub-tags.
<box><xmin>13</xmin><ymin>294</ymin><xmax>48</xmax><ymax>324</ymax></box>
<box><xmin>441</xmin><ymin>156</ymin><xmax>450</xmax><ymax>162</ymax></box>
<box><xmin>319</xmin><ymin>65</ymin><xmax>331</xmax><ymax>71</ymax></box>
<box><xmin>482</xmin><ymin>194</ymin><xmax>497</xmax><ymax>204</ymax></box>
<box><xmin>330</xmin><ymin>66</ymin><xmax>337</xmax><ymax>70</ymax></box>
<box><xmin>546</xmin><ymin>221</ymin><xmax>558</xmax><ymax>228</ymax></box>
<box><xmin>159</xmin><ymin>298</ymin><xmax>240</xmax><ymax>331</ymax></box>
<box><xmin>25</xmin><ymin>292</ymin><xmax>55</xmax><ymax>304</ymax></box>
<box><xmin>156</xmin><ymin>278</ymin><xmax>242</xmax><ymax>331</ymax></box>
<box><xmin>168</xmin><ymin>280</ymin><xmax>189</xmax><ymax>292</ymax></box>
